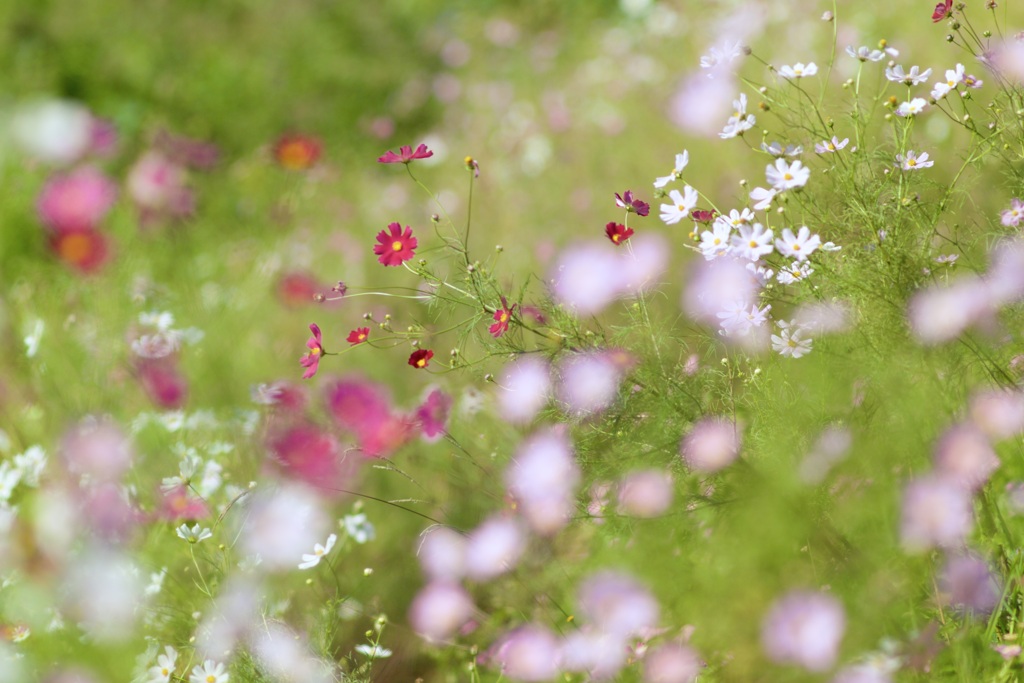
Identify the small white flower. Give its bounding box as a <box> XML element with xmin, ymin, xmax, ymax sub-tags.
<box><xmin>145</xmin><ymin>568</ymin><xmax>167</xmax><ymax>597</ymax></box>
<box><xmin>354</xmin><ymin>644</ymin><xmax>393</xmax><ymax>659</ymax></box>
<box><xmin>176</xmin><ymin>524</ymin><xmax>213</xmax><ymax>544</ymax></box>
<box><xmin>730</xmin><ymin>223</ymin><xmax>775</xmax><ymax>261</ymax></box>
<box><xmin>820</xmin><ymin>241</ymin><xmax>842</xmax><ymax>252</ymax></box>
<box><xmin>774</xmin><ymin>226</ymin><xmax>822</xmax><ymax>261</ymax></box>
<box><xmin>718</xmin><ymin>301</ymin><xmax>772</xmax><ymax>337</ymax></box>
<box><xmin>23</xmin><ymin>319</ymin><xmax>45</xmax><ymax>359</ymax></box>
<box><xmin>896</xmin><ymin>150</ymin><xmax>934</xmax><ymax>170</ymax></box>
<box><xmin>746</xmin><ymin>262</ymin><xmax>775</xmax><ymax>285</ymax></box>
<box><xmin>147</xmin><ymin>646</ymin><xmax>178</xmax><ymax>683</ymax></box>
<box><xmin>766</xmin><ymin>159</ymin><xmax>810</xmax><ymax>192</ymax></box>
<box><xmin>719</xmin><ymin>93</ymin><xmax>756</xmax><ymax>139</ymax></box>
<box><xmin>846</xmin><ymin>45</ymin><xmax>884</xmax><ymax>62</ymax></box>
<box><xmin>653</xmin><ymin>150</ymin><xmax>689</xmax><ymax>188</ymax></box>
<box><xmin>749</xmin><ymin>187</ymin><xmax>777</xmax><ymax>210</ymax></box>
<box><xmin>700</xmin><ymin>41</ymin><xmax>743</xmax><ymax>72</ymax></box>
<box><xmin>896</xmin><ymin>98</ymin><xmax>928</xmax><ymax>117</ymax></box>
<box><xmin>659</xmin><ymin>185</ymin><xmax>699</xmax><ymax>224</ymax></box>
<box><xmin>931</xmin><ymin>64</ymin><xmax>964</xmax><ymax>100</ymax></box>
<box><xmin>885</xmin><ymin>64</ymin><xmax>931</xmax><ymax>85</ymax></box>
<box><xmin>298</xmin><ymin>533</ymin><xmax>337</xmax><ymax>569</ymax></box>
<box><xmin>188</xmin><ymin>659</ymin><xmax>228</xmax><ymax>683</ymax></box>
<box><xmin>13</xmin><ymin>446</ymin><xmax>46</xmax><ymax>486</ymax></box>
<box><xmin>699</xmin><ymin>222</ymin><xmax>732</xmax><ymax>260</ymax></box>
<box><xmin>720</xmin><ymin>208</ymin><xmax>756</xmax><ymax>229</ymax></box>
<box><xmin>777</xmin><ymin>261</ymin><xmax>815</xmax><ymax>284</ymax></box>
<box><xmin>344</xmin><ymin>513</ymin><xmax>376</xmax><ymax>544</ymax></box>
<box><xmin>771</xmin><ymin>320</ymin><xmax>814</xmax><ymax>358</ymax></box>
<box><xmin>814</xmin><ymin>136</ymin><xmax>849</xmax><ymax>154</ymax></box>
<box><xmin>140</xmin><ymin>311</ymin><xmax>175</xmax><ymax>332</ymax></box>
<box><xmin>779</xmin><ymin>62</ymin><xmax>818</xmax><ymax>79</ymax></box>
<box><xmin>761</xmin><ymin>141</ymin><xmax>803</xmax><ymax>158</ymax></box>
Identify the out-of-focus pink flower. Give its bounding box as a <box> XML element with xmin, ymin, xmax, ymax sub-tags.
<box><xmin>907</xmin><ymin>276</ymin><xmax>992</xmax><ymax>345</ymax></box>
<box><xmin>762</xmin><ymin>590</ymin><xmax>846</xmax><ymax>672</ymax></box>
<box><xmin>251</xmin><ymin>380</ymin><xmax>308</xmax><ymax>412</ymax></box>
<box><xmin>267</xmin><ymin>422</ymin><xmax>357</xmax><ymax>494</ymax></box>
<box><xmin>970</xmin><ymin>390</ymin><xmax>1024</xmax><ymax>440</ymax></box>
<box><xmin>932</xmin><ymin>423</ymin><xmax>999</xmax><ymax>491</ymax></box>
<box><xmin>88</xmin><ymin>117</ymin><xmax>119</xmax><ymax>158</ymax></box>
<box><xmin>643</xmin><ymin>644</ymin><xmax>702</xmax><ymax>683</ymax></box>
<box><xmin>325</xmin><ymin>377</ymin><xmax>414</xmax><ymax>457</ymax></box>
<box><xmin>577</xmin><ymin>571</ymin><xmax>660</xmax><ymax>638</ymax></box>
<box><xmin>680</xmin><ymin>418</ymin><xmax>741</xmax><ymax>474</ymax></box>
<box><xmin>157</xmin><ymin>484</ymin><xmax>210</xmax><ymax>521</ymax></box>
<box><xmin>415</xmin><ymin>388</ymin><xmax>452</xmax><ymax>441</ymax></box>
<box><xmin>901</xmin><ymin>475</ymin><xmax>974</xmax><ymax>551</ymax></box>
<box><xmin>669</xmin><ymin>72</ymin><xmax>737</xmax><ymax>138</ymax></box>
<box><xmin>48</xmin><ymin>227</ymin><xmax>110</xmax><ymax>274</ymax></box>
<box><xmin>798</xmin><ymin>426</ymin><xmax>853</xmax><ymax>484</ymax></box>
<box><xmin>126</xmin><ymin>151</ymin><xmax>193</xmax><ymax>220</ymax></box>
<box><xmin>277</xmin><ymin>272</ymin><xmax>323</xmax><ymax>308</ymax></box>
<box><xmin>506</xmin><ymin>428</ymin><xmax>579</xmax><ymax>535</ymax></box>
<box><xmin>940</xmin><ymin>553</ymin><xmax>1001</xmax><ymax>614</ymax></box>
<box><xmin>300</xmin><ymin>324</ymin><xmax>324</xmax><ymax>379</ymax></box>
<box><xmin>556</xmin><ymin>351</ymin><xmax>624</xmax><ymax>418</ymax></box>
<box><xmin>550</xmin><ymin>242</ymin><xmax>626</xmax><ymax>316</ymax></box>
<box><xmin>464</xmin><ymin>515</ymin><xmax>526</xmax><ymax>581</ymax></box>
<box><xmin>682</xmin><ymin>255</ymin><xmax>761</xmax><ymax>327</ymax></box>
<box><xmin>409</xmin><ymin>581</ymin><xmax>475</xmax><ymax>642</ymax></box>
<box><xmin>619</xmin><ymin>233</ymin><xmax>669</xmax><ymax>296</ymax></box>
<box><xmin>617</xmin><ymin>469</ymin><xmax>674</xmax><ymax>517</ymax></box>
<box><xmin>80</xmin><ymin>482</ymin><xmax>141</xmax><ymax>541</ymax></box>
<box><xmin>561</xmin><ymin>627</ymin><xmax>628</xmax><ymax>680</ymax></box>
<box><xmin>37</xmin><ymin>166</ymin><xmax>118</xmax><ymax>232</ymax></box>
<box><xmin>378</xmin><ymin>143</ymin><xmax>433</xmax><ymax>164</ymax></box>
<box><xmin>154</xmin><ymin>129</ymin><xmax>220</xmax><ymax>170</ymax></box>
<box><xmin>987</xmin><ymin>238</ymin><xmax>1024</xmax><ymax>306</ymax></box>
<box><xmin>496</xmin><ymin>357</ymin><xmax>551</xmax><ymax>424</ymax></box>
<box><xmin>136</xmin><ymin>357</ymin><xmax>188</xmax><ymax>409</ymax></box>
<box><xmin>61</xmin><ymin>418</ymin><xmax>133</xmax><ymax>482</ymax></box>
<box><xmin>491</xmin><ymin>625</ymin><xmax>562</xmax><ymax>682</ymax></box>
<box><xmin>417</xmin><ymin>526</ymin><xmax>467</xmax><ymax>581</ymax></box>
<box><xmin>273</xmin><ymin>133</ymin><xmax>322</xmax><ymax>170</ymax></box>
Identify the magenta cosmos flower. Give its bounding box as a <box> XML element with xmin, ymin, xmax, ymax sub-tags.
<box><xmin>615</xmin><ymin>190</ymin><xmax>650</xmax><ymax>217</ymax></box>
<box><xmin>377</xmin><ymin>143</ymin><xmax>433</xmax><ymax>164</ymax></box>
<box><xmin>374</xmin><ymin>222</ymin><xmax>418</xmax><ymax>266</ymax></box>
<box><xmin>300</xmin><ymin>323</ymin><xmax>324</xmax><ymax>379</ymax></box>
<box><xmin>37</xmin><ymin>166</ymin><xmax>118</xmax><ymax>232</ymax></box>
<box><xmin>489</xmin><ymin>296</ymin><xmax>516</xmax><ymax>338</ymax></box>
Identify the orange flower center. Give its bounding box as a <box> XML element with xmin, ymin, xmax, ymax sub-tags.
<box><xmin>612</xmin><ymin>234</ymin><xmax>621</xmax><ymax>243</ymax></box>
<box><xmin>392</xmin><ymin>240</ymin><xmax>404</xmax><ymax>251</ymax></box>
<box><xmin>749</xmin><ymin>240</ymin><xmax>758</xmax><ymax>248</ymax></box>
<box><xmin>312</xmin><ymin>347</ymin><xmax>321</xmax><ymax>355</ymax></box>
<box><xmin>57</xmin><ymin>233</ymin><xmax>94</xmax><ymax>264</ymax></box>
<box><xmin>416</xmin><ymin>358</ymin><xmax>426</xmax><ymax>367</ymax></box>
<box><xmin>278</xmin><ymin>142</ymin><xmax>313</xmax><ymax>170</ymax></box>
<box><xmin>500</xmin><ymin>312</ymin><xmax>509</xmax><ymax>323</ymax></box>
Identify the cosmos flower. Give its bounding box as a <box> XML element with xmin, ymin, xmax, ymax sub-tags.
<box><xmin>932</xmin><ymin>0</ymin><xmax>952</xmax><ymax>22</ymax></box>
<box><xmin>347</xmin><ymin>327</ymin><xmax>370</xmax><ymax>345</ymax></box>
<box><xmin>779</xmin><ymin>62</ymin><xmax>819</xmax><ymax>79</ymax></box>
<box><xmin>1001</xmin><ymin>198</ymin><xmax>1024</xmax><ymax>227</ymax></box>
<box><xmin>408</xmin><ymin>349</ymin><xmax>434</xmax><ymax>369</ymax></box>
<box><xmin>896</xmin><ymin>150</ymin><xmax>934</xmax><ymax>170</ymax></box>
<box><xmin>377</xmin><ymin>143</ymin><xmax>433</xmax><ymax>164</ymax></box>
<box><xmin>896</xmin><ymin>98</ymin><xmax>928</xmax><ymax>117</ymax></box>
<box><xmin>885</xmin><ymin>64</ymin><xmax>932</xmax><ymax>85</ymax></box>
<box><xmin>48</xmin><ymin>227</ymin><xmax>110</xmax><ymax>274</ymax></box>
<box><xmin>615</xmin><ymin>190</ymin><xmax>650</xmax><ymax>216</ymax></box>
<box><xmin>766</xmin><ymin>159</ymin><xmax>810</xmax><ymax>191</ymax></box>
<box><xmin>373</xmin><ymin>222</ymin><xmax>418</xmax><ymax>266</ymax></box>
<box><xmin>489</xmin><ymin>296</ymin><xmax>517</xmax><ymax>337</ymax></box>
<box><xmin>771</xmin><ymin>320</ymin><xmax>813</xmax><ymax>358</ymax></box>
<box><xmin>681</xmin><ymin>417</ymin><xmax>741</xmax><ymax>473</ymax></box>
<box><xmin>653</xmin><ymin>150</ymin><xmax>689</xmax><ymax>188</ymax></box>
<box><xmin>774</xmin><ymin>226</ymin><xmax>822</xmax><ymax>261</ymax></box>
<box><xmin>37</xmin><ymin>166</ymin><xmax>118</xmax><ymax>232</ymax></box>
<box><xmin>605</xmin><ymin>222</ymin><xmax>634</xmax><ymax>245</ymax></box>
<box><xmin>273</xmin><ymin>133</ymin><xmax>322</xmax><ymax>170</ymax></box>
<box><xmin>659</xmin><ymin>186</ymin><xmax>699</xmax><ymax>224</ymax></box>
<box><xmin>762</xmin><ymin>591</ymin><xmax>845</xmax><ymax>672</ymax></box>
<box><xmin>298</xmin><ymin>533</ymin><xmax>337</xmax><ymax>569</ymax></box>
<box><xmin>299</xmin><ymin>323</ymin><xmax>324</xmax><ymax>379</ymax></box>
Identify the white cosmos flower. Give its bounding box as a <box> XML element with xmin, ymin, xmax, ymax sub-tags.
<box><xmin>148</xmin><ymin>646</ymin><xmax>178</xmax><ymax>683</ymax></box>
<box><xmin>659</xmin><ymin>186</ymin><xmax>699</xmax><ymax>224</ymax></box>
<box><xmin>885</xmin><ymin>64</ymin><xmax>932</xmax><ymax>85</ymax></box>
<box><xmin>298</xmin><ymin>533</ymin><xmax>337</xmax><ymax>569</ymax></box>
<box><xmin>777</xmin><ymin>261</ymin><xmax>814</xmax><ymax>284</ymax></box>
<box><xmin>699</xmin><ymin>222</ymin><xmax>732</xmax><ymax>260</ymax></box>
<box><xmin>189</xmin><ymin>660</ymin><xmax>229</xmax><ymax>683</ymax></box>
<box><xmin>846</xmin><ymin>45</ymin><xmax>884</xmax><ymax>62</ymax></box>
<box><xmin>897</xmin><ymin>98</ymin><xmax>928</xmax><ymax>117</ymax></box>
<box><xmin>779</xmin><ymin>62</ymin><xmax>818</xmax><ymax>79</ymax></box>
<box><xmin>355</xmin><ymin>644</ymin><xmax>393</xmax><ymax>659</ymax></box>
<box><xmin>766</xmin><ymin>159</ymin><xmax>810</xmax><ymax>191</ymax></box>
<box><xmin>719</xmin><ymin>93</ymin><xmax>755</xmax><ymax>139</ymax></box>
<box><xmin>730</xmin><ymin>223</ymin><xmax>774</xmax><ymax>260</ymax></box>
<box><xmin>772</xmin><ymin>320</ymin><xmax>814</xmax><ymax>358</ymax></box>
<box><xmin>176</xmin><ymin>524</ymin><xmax>212</xmax><ymax>544</ymax></box>
<box><xmin>718</xmin><ymin>301</ymin><xmax>772</xmax><ymax>337</ymax></box>
<box><xmin>653</xmin><ymin>150</ymin><xmax>689</xmax><ymax>188</ymax></box>
<box><xmin>814</xmin><ymin>136</ymin><xmax>849</xmax><ymax>154</ymax></box>
<box><xmin>750</xmin><ymin>186</ymin><xmax>777</xmax><ymax>210</ymax></box>
<box><xmin>896</xmin><ymin>150</ymin><xmax>934</xmax><ymax>170</ymax></box>
<box><xmin>774</xmin><ymin>226</ymin><xmax>821</xmax><ymax>261</ymax></box>
<box><xmin>761</xmin><ymin>141</ymin><xmax>803</xmax><ymax>157</ymax></box>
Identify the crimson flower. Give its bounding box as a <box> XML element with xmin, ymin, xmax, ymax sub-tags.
<box><xmin>489</xmin><ymin>296</ymin><xmax>516</xmax><ymax>338</ymax></box>
<box><xmin>373</xmin><ymin>222</ymin><xmax>418</xmax><ymax>266</ymax></box>
<box><xmin>300</xmin><ymin>323</ymin><xmax>324</xmax><ymax>379</ymax></box>
<box><xmin>274</xmin><ymin>133</ymin><xmax>322</xmax><ymax>170</ymax></box>
<box><xmin>932</xmin><ymin>0</ymin><xmax>952</xmax><ymax>22</ymax></box>
<box><xmin>378</xmin><ymin>143</ymin><xmax>433</xmax><ymax>164</ymax></box>
<box><xmin>604</xmin><ymin>222</ymin><xmax>634</xmax><ymax>246</ymax></box>
<box><xmin>691</xmin><ymin>209</ymin><xmax>718</xmax><ymax>224</ymax></box>
<box><xmin>614</xmin><ymin>190</ymin><xmax>650</xmax><ymax>217</ymax></box>
<box><xmin>347</xmin><ymin>327</ymin><xmax>370</xmax><ymax>345</ymax></box>
<box><xmin>49</xmin><ymin>227</ymin><xmax>110</xmax><ymax>274</ymax></box>
<box><xmin>408</xmin><ymin>349</ymin><xmax>434</xmax><ymax>369</ymax></box>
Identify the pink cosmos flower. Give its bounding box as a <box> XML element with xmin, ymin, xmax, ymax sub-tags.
<box><xmin>932</xmin><ymin>0</ymin><xmax>952</xmax><ymax>22</ymax></box>
<box><xmin>37</xmin><ymin>166</ymin><xmax>118</xmax><ymax>232</ymax></box>
<box><xmin>643</xmin><ymin>644</ymin><xmax>702</xmax><ymax>683</ymax></box>
<box><xmin>415</xmin><ymin>388</ymin><xmax>452</xmax><ymax>441</ymax></box>
<box><xmin>617</xmin><ymin>469</ymin><xmax>674</xmax><ymax>517</ymax></box>
<box><xmin>901</xmin><ymin>475</ymin><xmax>974</xmax><ymax>551</ymax></box>
<box><xmin>373</xmin><ymin>222</ymin><xmax>418</xmax><ymax>266</ymax></box>
<box><xmin>126</xmin><ymin>151</ymin><xmax>194</xmax><ymax>223</ymax></box>
<box><xmin>417</xmin><ymin>527</ymin><xmax>467</xmax><ymax>581</ymax></box>
<box><xmin>346</xmin><ymin>327</ymin><xmax>370</xmax><ymax>345</ymax></box>
<box><xmin>496</xmin><ymin>357</ymin><xmax>551</xmax><ymax>424</ymax></box>
<box><xmin>299</xmin><ymin>323</ymin><xmax>324</xmax><ymax>379</ymax></box>
<box><xmin>940</xmin><ymin>553</ymin><xmax>1001</xmax><ymax>614</ymax></box>
<box><xmin>276</xmin><ymin>272</ymin><xmax>324</xmax><ymax>308</ymax></box>
<box><xmin>681</xmin><ymin>417</ymin><xmax>741</xmax><ymax>473</ymax></box>
<box><xmin>491</xmin><ymin>625</ymin><xmax>563</xmax><ymax>681</ymax></box>
<box><xmin>267</xmin><ymin>422</ymin><xmax>356</xmax><ymax>493</ymax></box>
<box><xmin>490</xmin><ymin>296</ymin><xmax>516</xmax><ymax>338</ymax></box>
<box><xmin>409</xmin><ymin>581</ymin><xmax>475</xmax><ymax>642</ymax></box>
<box><xmin>154</xmin><ymin>129</ymin><xmax>220</xmax><ymax>169</ymax></box>
<box><xmin>61</xmin><ymin>418</ymin><xmax>133</xmax><ymax>482</ymax></box>
<box><xmin>615</xmin><ymin>190</ymin><xmax>650</xmax><ymax>217</ymax></box>
<box><xmin>325</xmin><ymin>376</ymin><xmax>414</xmax><ymax>457</ymax></box>
<box><xmin>761</xmin><ymin>591</ymin><xmax>846</xmax><ymax>672</ymax></box>
<box><xmin>1001</xmin><ymin>198</ymin><xmax>1024</xmax><ymax>227</ymax></box>
<box><xmin>377</xmin><ymin>143</ymin><xmax>433</xmax><ymax>164</ymax></box>
<box><xmin>158</xmin><ymin>484</ymin><xmax>211</xmax><ymax>521</ymax></box>
<box><xmin>273</xmin><ymin>133</ymin><xmax>322</xmax><ymax>170</ymax></box>
<box><xmin>136</xmin><ymin>357</ymin><xmax>188</xmax><ymax>409</ymax></box>
<box><xmin>932</xmin><ymin>423</ymin><xmax>999</xmax><ymax>491</ymax></box>
<box><xmin>556</xmin><ymin>351</ymin><xmax>624</xmax><ymax>418</ymax></box>
<box><xmin>506</xmin><ymin>427</ymin><xmax>580</xmax><ymax>535</ymax></box>
<box><xmin>464</xmin><ymin>515</ymin><xmax>527</xmax><ymax>580</ymax></box>
<box><xmin>577</xmin><ymin>572</ymin><xmax>660</xmax><ymax>637</ymax></box>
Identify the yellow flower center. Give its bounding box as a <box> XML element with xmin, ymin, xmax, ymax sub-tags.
<box><xmin>794</xmin><ymin>67</ymin><xmax>803</xmax><ymax>75</ymax></box>
<box><xmin>908</xmin><ymin>159</ymin><xmax>917</xmax><ymax>167</ymax></box>
<box><xmin>612</xmin><ymin>234</ymin><xmax>621</xmax><ymax>243</ymax></box>
<box><xmin>161</xmin><ymin>669</ymin><xmax>169</xmax><ymax>677</ymax></box>
<box><xmin>793</xmin><ymin>244</ymin><xmax>801</xmax><ymax>250</ymax></box>
<box><xmin>500</xmin><ymin>312</ymin><xmax>509</xmax><ymax>322</ymax></box>
<box><xmin>749</xmin><ymin>240</ymin><xmax>758</xmax><ymax>248</ymax></box>
<box><xmin>676</xmin><ymin>204</ymin><xmax>685</xmax><ymax>211</ymax></box>
<box><xmin>783</xmin><ymin>173</ymin><xmax>793</xmax><ymax>181</ymax></box>
<box><xmin>58</xmin><ymin>233</ymin><xmax>94</xmax><ymax>264</ymax></box>
<box><xmin>713</xmin><ymin>238</ymin><xmax>721</xmax><ymax>245</ymax></box>
<box><xmin>207</xmin><ymin>676</ymin><xmax>216</xmax><ymax>683</ymax></box>
<box><xmin>827</xmin><ymin>143</ymin><xmax>835</xmax><ymax>151</ymax></box>
<box><xmin>312</xmin><ymin>347</ymin><xmax>320</xmax><ymax>355</ymax></box>
<box><xmin>392</xmin><ymin>240</ymin><xmax>404</xmax><ymax>252</ymax></box>
<box><xmin>416</xmin><ymin>358</ymin><xmax>426</xmax><ymax>367</ymax></box>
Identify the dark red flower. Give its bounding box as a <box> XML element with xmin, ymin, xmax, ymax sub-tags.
<box><xmin>274</xmin><ymin>134</ymin><xmax>322</xmax><ymax>170</ymax></box>
<box><xmin>932</xmin><ymin>0</ymin><xmax>952</xmax><ymax>22</ymax></box>
<box><xmin>604</xmin><ymin>222</ymin><xmax>634</xmax><ymax>246</ymax></box>
<box><xmin>409</xmin><ymin>349</ymin><xmax>434</xmax><ymax>369</ymax></box>
<box><xmin>347</xmin><ymin>327</ymin><xmax>370</xmax><ymax>345</ymax></box>
<box><xmin>614</xmin><ymin>190</ymin><xmax>650</xmax><ymax>217</ymax></box>
<box><xmin>378</xmin><ymin>143</ymin><xmax>433</xmax><ymax>164</ymax></box>
<box><xmin>489</xmin><ymin>297</ymin><xmax>516</xmax><ymax>338</ymax></box>
<box><xmin>49</xmin><ymin>227</ymin><xmax>110</xmax><ymax>273</ymax></box>
<box><xmin>691</xmin><ymin>209</ymin><xmax>718</xmax><ymax>224</ymax></box>
<box><xmin>373</xmin><ymin>222</ymin><xmax>418</xmax><ymax>266</ymax></box>
<box><xmin>300</xmin><ymin>323</ymin><xmax>324</xmax><ymax>379</ymax></box>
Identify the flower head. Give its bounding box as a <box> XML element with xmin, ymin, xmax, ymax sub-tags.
<box><xmin>409</xmin><ymin>349</ymin><xmax>434</xmax><ymax>369</ymax></box>
<box><xmin>814</xmin><ymin>136</ymin><xmax>849</xmax><ymax>154</ymax></box>
<box><xmin>188</xmin><ymin>660</ymin><xmax>228</xmax><ymax>683</ymax></box>
<box><xmin>779</xmin><ymin>62</ymin><xmax>819</xmax><ymax>79</ymax></box>
<box><xmin>604</xmin><ymin>222</ymin><xmax>634</xmax><ymax>245</ymax></box>
<box><xmin>774</xmin><ymin>226</ymin><xmax>821</xmax><ymax>261</ymax></box>
<box><xmin>653</xmin><ymin>151</ymin><xmax>689</xmax><ymax>188</ymax></box>
<box><xmin>373</xmin><ymin>222</ymin><xmax>418</xmax><ymax>266</ymax></box>
<box><xmin>298</xmin><ymin>533</ymin><xmax>337</xmax><ymax>569</ymax></box>
<box><xmin>1001</xmin><ymin>198</ymin><xmax>1024</xmax><ymax>227</ymax></box>
<box><xmin>415</xmin><ymin>388</ymin><xmax>452</xmax><ymax>440</ymax></box>
<box><xmin>659</xmin><ymin>186</ymin><xmax>699</xmax><ymax>224</ymax></box>
<box><xmin>49</xmin><ymin>227</ymin><xmax>110</xmax><ymax>273</ymax></box>
<box><xmin>730</xmin><ymin>223</ymin><xmax>775</xmax><ymax>261</ymax></box>
<box><xmin>691</xmin><ymin>209</ymin><xmax>718</xmax><ymax>224</ymax></box>
<box><xmin>37</xmin><ymin>166</ymin><xmax>118</xmax><ymax>232</ymax></box>
<box><xmin>932</xmin><ymin>0</ymin><xmax>952</xmax><ymax>22</ymax></box>
<box><xmin>300</xmin><ymin>323</ymin><xmax>324</xmax><ymax>379</ymax></box>
<box><xmin>490</xmin><ymin>296</ymin><xmax>517</xmax><ymax>337</ymax></box>
<box><xmin>719</xmin><ymin>93</ymin><xmax>756</xmax><ymax>139</ymax></box>
<box><xmin>347</xmin><ymin>327</ymin><xmax>370</xmax><ymax>345</ymax></box>
<box><xmin>846</xmin><ymin>45</ymin><xmax>884</xmax><ymax>62</ymax></box>
<box><xmin>176</xmin><ymin>523</ymin><xmax>212</xmax><ymax>544</ymax></box>
<box><xmin>771</xmin><ymin>320</ymin><xmax>813</xmax><ymax>358</ymax></box>
<box><xmin>897</xmin><ymin>98</ymin><xmax>928</xmax><ymax>117</ymax></box>
<box><xmin>377</xmin><ymin>143</ymin><xmax>433</xmax><ymax>164</ymax></box>
<box><xmin>762</xmin><ymin>591</ymin><xmax>845</xmax><ymax>672</ymax></box>
<box><xmin>273</xmin><ymin>133</ymin><xmax>322</xmax><ymax>170</ymax></box>
<box><xmin>766</xmin><ymin>159</ymin><xmax>810</xmax><ymax>191</ymax></box>
<box><xmin>896</xmin><ymin>150</ymin><xmax>934</xmax><ymax>171</ymax></box>
<box><xmin>885</xmin><ymin>64</ymin><xmax>932</xmax><ymax>85</ymax></box>
<box><xmin>147</xmin><ymin>645</ymin><xmax>178</xmax><ymax>683</ymax></box>
<box><xmin>615</xmin><ymin>190</ymin><xmax>650</xmax><ymax>216</ymax></box>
